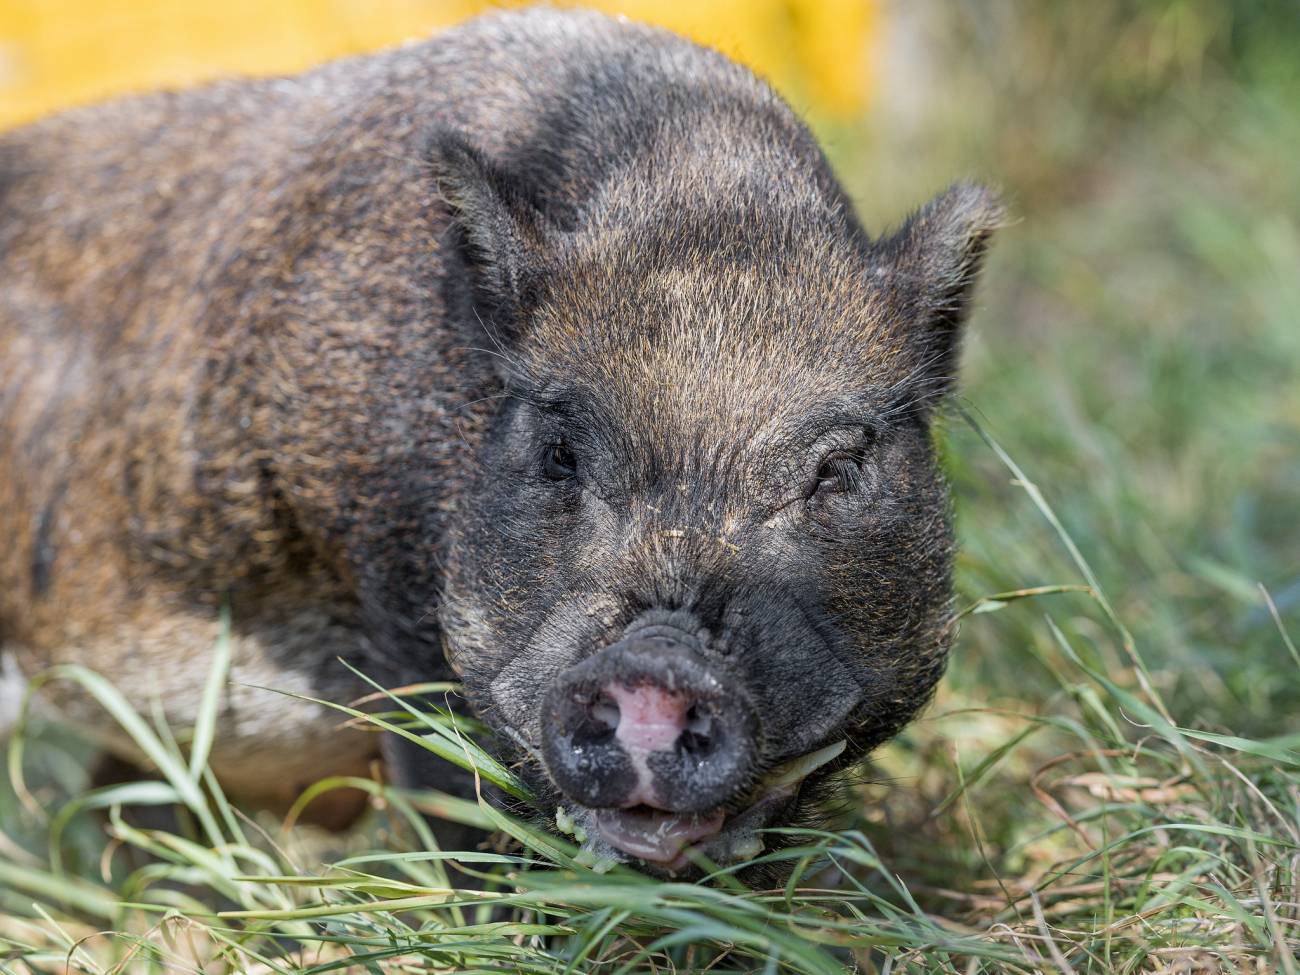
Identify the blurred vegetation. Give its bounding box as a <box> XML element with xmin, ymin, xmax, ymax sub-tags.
<box><xmin>845</xmin><ymin>0</ymin><xmax>1300</xmax><ymax>722</ymax></box>
<box><xmin>2</xmin><ymin>0</ymin><xmax>1299</xmax><ymax>971</ymax></box>
<box><xmin>0</xmin><ymin>0</ymin><xmax>875</xmax><ymax>130</ymax></box>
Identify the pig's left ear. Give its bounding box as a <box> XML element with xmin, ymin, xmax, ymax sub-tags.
<box><xmin>429</xmin><ymin>132</ymin><xmax>552</xmax><ymax>351</ymax></box>
<box><xmin>871</xmin><ymin>183</ymin><xmax>1004</xmax><ymax>405</ymax></box>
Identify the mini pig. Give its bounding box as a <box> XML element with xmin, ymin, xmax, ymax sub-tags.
<box><xmin>0</xmin><ymin>8</ymin><xmax>1000</xmax><ymax>868</ymax></box>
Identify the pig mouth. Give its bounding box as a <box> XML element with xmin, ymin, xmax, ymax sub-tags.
<box><xmin>591</xmin><ymin>805</ymin><xmax>729</xmax><ymax>867</ymax></box>
<box><xmin>561</xmin><ymin>739</ymin><xmax>846</xmax><ymax>872</ymax></box>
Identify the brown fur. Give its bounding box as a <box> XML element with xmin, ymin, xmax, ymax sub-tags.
<box><xmin>0</xmin><ymin>20</ymin><xmax>510</xmax><ymax>801</ymax></box>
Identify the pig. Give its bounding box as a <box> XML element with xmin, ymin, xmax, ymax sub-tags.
<box><xmin>0</xmin><ymin>7</ymin><xmax>1000</xmax><ymax>869</ymax></box>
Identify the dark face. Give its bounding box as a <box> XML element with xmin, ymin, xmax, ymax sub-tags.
<box><xmin>434</xmin><ymin>164</ymin><xmax>1001</xmax><ymax>873</ymax></box>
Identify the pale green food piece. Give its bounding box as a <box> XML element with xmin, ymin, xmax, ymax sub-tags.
<box><xmin>574</xmin><ymin>848</ymin><xmax>619</xmax><ymax>873</ymax></box>
<box><xmin>555</xmin><ymin>806</ymin><xmax>587</xmax><ymax>843</ymax></box>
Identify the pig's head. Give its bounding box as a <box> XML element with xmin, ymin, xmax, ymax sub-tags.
<box><xmin>432</xmin><ymin>133</ymin><xmax>1001</xmax><ymax>875</ymax></box>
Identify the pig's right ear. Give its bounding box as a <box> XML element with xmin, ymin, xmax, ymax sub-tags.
<box><xmin>870</xmin><ymin>183</ymin><xmax>1004</xmax><ymax>407</ymax></box>
<box><xmin>430</xmin><ymin>132</ymin><xmax>549</xmax><ymax>342</ymax></box>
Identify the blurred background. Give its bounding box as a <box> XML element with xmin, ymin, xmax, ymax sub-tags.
<box><xmin>2</xmin><ymin>0</ymin><xmax>1298</xmax><ymax>926</ymax></box>
<box><xmin>0</xmin><ymin>0</ymin><xmax>877</xmax><ymax>128</ymax></box>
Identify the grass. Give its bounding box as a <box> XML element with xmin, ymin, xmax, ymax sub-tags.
<box><xmin>2</xmin><ymin>2</ymin><xmax>1299</xmax><ymax>972</ymax></box>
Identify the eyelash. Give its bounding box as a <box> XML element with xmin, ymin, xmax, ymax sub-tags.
<box><xmin>541</xmin><ymin>443</ymin><xmax>577</xmax><ymax>480</ymax></box>
<box><xmin>811</xmin><ymin>451</ymin><xmax>864</xmax><ymax>496</ymax></box>
<box><xmin>809</xmin><ymin>428</ymin><xmax>878</xmax><ymax>500</ymax></box>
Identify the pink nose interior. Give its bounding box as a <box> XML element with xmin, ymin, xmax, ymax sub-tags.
<box><xmin>604</xmin><ymin>682</ymin><xmax>688</xmax><ymax>754</ymax></box>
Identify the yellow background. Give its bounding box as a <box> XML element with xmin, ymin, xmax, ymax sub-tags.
<box><xmin>0</xmin><ymin>0</ymin><xmax>878</xmax><ymax>131</ymax></box>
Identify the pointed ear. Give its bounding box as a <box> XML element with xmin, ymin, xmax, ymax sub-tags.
<box><xmin>430</xmin><ymin>132</ymin><xmax>549</xmax><ymax>341</ymax></box>
<box><xmin>872</xmin><ymin>182</ymin><xmax>1004</xmax><ymax>405</ymax></box>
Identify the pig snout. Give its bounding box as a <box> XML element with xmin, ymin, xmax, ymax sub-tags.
<box><xmin>540</xmin><ymin>616</ymin><xmax>759</xmax><ymax>814</ymax></box>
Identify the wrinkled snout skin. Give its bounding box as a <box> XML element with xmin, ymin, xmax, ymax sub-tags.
<box><xmin>0</xmin><ymin>9</ymin><xmax>999</xmax><ymax>872</ymax></box>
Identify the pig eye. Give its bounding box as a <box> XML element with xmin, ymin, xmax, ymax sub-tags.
<box><xmin>810</xmin><ymin>450</ymin><xmax>862</xmax><ymax>497</ymax></box>
<box><xmin>542</xmin><ymin>443</ymin><xmax>578</xmax><ymax>480</ymax></box>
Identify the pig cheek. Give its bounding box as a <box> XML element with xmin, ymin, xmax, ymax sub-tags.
<box><xmin>743</xmin><ymin>638</ymin><xmax>866</xmax><ymax>756</ymax></box>
<box><xmin>742</xmin><ymin>535</ymin><xmax>872</xmax><ymax>753</ymax></box>
<box><xmin>488</xmin><ymin>592</ymin><xmax>622</xmax><ymax>744</ymax></box>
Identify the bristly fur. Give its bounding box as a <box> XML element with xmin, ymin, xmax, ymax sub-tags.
<box><xmin>0</xmin><ymin>8</ymin><xmax>999</xmax><ymax>846</ymax></box>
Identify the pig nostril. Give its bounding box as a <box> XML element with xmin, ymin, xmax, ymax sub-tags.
<box><xmin>591</xmin><ymin>695</ymin><xmax>620</xmax><ymax>732</ymax></box>
<box><xmin>573</xmin><ymin>693</ymin><xmax>620</xmax><ymax>747</ymax></box>
<box><xmin>679</xmin><ymin>704</ymin><xmax>716</xmax><ymax>758</ymax></box>
<box><xmin>686</xmin><ymin>704</ymin><xmax>709</xmax><ymax>735</ymax></box>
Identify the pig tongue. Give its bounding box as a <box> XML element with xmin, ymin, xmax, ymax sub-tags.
<box><xmin>593</xmin><ymin>807</ymin><xmax>726</xmax><ymax>863</ymax></box>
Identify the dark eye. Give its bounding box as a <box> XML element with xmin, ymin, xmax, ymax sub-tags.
<box><xmin>542</xmin><ymin>443</ymin><xmax>577</xmax><ymax>480</ymax></box>
<box><xmin>810</xmin><ymin>450</ymin><xmax>862</xmax><ymax>498</ymax></box>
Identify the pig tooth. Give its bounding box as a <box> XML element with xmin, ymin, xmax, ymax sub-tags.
<box><xmin>759</xmin><ymin>739</ymin><xmax>847</xmax><ymax>792</ymax></box>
